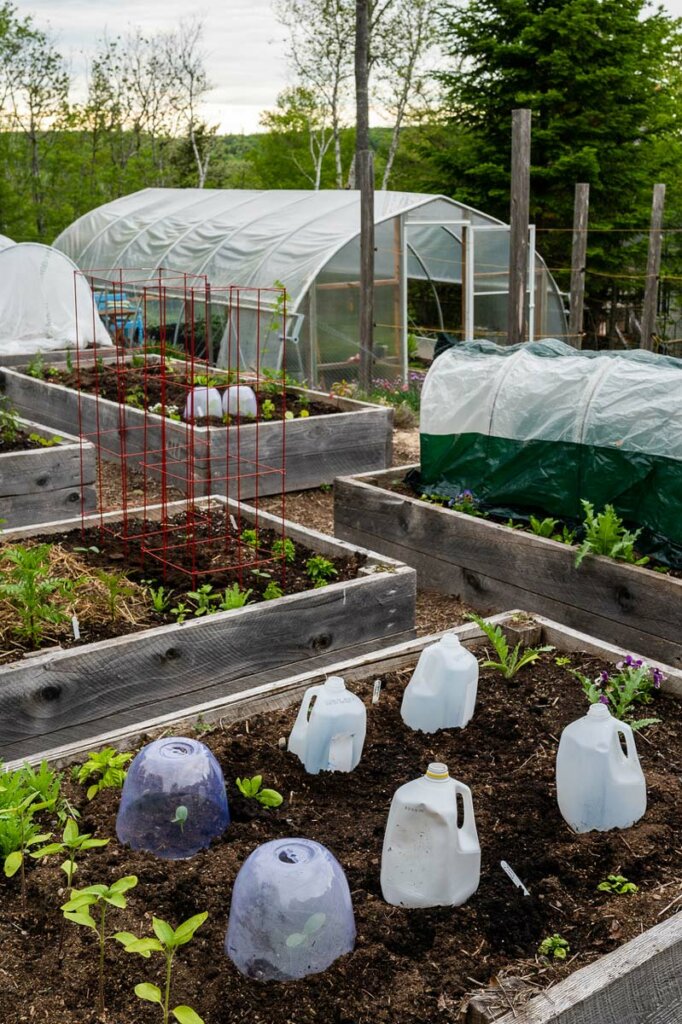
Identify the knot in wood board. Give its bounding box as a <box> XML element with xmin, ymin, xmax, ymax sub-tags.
<box><xmin>310</xmin><ymin>633</ymin><xmax>332</xmax><ymax>652</ymax></box>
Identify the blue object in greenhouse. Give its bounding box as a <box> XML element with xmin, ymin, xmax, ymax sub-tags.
<box><xmin>225</xmin><ymin>838</ymin><xmax>356</xmax><ymax>981</ymax></box>
<box><xmin>116</xmin><ymin>737</ymin><xmax>229</xmax><ymax>860</ymax></box>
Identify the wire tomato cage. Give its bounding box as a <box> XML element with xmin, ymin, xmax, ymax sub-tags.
<box><xmin>73</xmin><ymin>267</ymin><xmax>289</xmax><ymax>590</ymax></box>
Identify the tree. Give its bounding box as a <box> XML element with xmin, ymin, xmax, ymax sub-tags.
<box><xmin>162</xmin><ymin>19</ymin><xmax>216</xmax><ymax>188</ymax></box>
<box><xmin>259</xmin><ymin>86</ymin><xmax>335</xmax><ymax>188</ymax></box>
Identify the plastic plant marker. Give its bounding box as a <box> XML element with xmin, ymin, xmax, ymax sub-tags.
<box><xmin>372</xmin><ymin>680</ymin><xmax>382</xmax><ymax>704</ymax></box>
<box><xmin>500</xmin><ymin>860</ymin><xmax>530</xmax><ymax>897</ymax></box>
<box><xmin>116</xmin><ymin>738</ymin><xmax>229</xmax><ymax>860</ymax></box>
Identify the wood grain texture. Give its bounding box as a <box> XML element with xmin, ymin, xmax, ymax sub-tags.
<box><xmin>0</xmin><ymin>494</ymin><xmax>416</xmax><ymax>758</ymax></box>
<box><xmin>334</xmin><ymin>468</ymin><xmax>682</xmax><ymax>667</ymax></box>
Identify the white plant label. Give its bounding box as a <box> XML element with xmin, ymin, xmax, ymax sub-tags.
<box><xmin>500</xmin><ymin>860</ymin><xmax>530</xmax><ymax>897</ymax></box>
<box><xmin>71</xmin><ymin>615</ymin><xmax>81</xmax><ymax>640</ymax></box>
<box><xmin>372</xmin><ymin>679</ymin><xmax>382</xmax><ymax>704</ymax></box>
<box><xmin>229</xmin><ymin>514</ymin><xmax>238</xmax><ymax>532</ymax></box>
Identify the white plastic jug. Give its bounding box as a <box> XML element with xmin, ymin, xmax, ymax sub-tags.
<box><xmin>556</xmin><ymin>702</ymin><xmax>646</xmax><ymax>832</ymax></box>
<box><xmin>183</xmin><ymin>386</ymin><xmax>222</xmax><ymax>421</ymax></box>
<box><xmin>401</xmin><ymin>633</ymin><xmax>479</xmax><ymax>733</ymax></box>
<box><xmin>223</xmin><ymin>385</ymin><xmax>258</xmax><ymax>419</ymax></box>
<box><xmin>381</xmin><ymin>762</ymin><xmax>480</xmax><ymax>908</ymax></box>
<box><xmin>288</xmin><ymin>676</ymin><xmax>367</xmax><ymax>775</ymax></box>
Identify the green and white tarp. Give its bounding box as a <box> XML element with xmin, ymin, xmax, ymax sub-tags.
<box><xmin>417</xmin><ymin>339</ymin><xmax>682</xmax><ymax>566</ymax></box>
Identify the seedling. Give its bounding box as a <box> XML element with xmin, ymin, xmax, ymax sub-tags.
<box><xmin>319</xmin><ymin>483</ymin><xmax>332</xmax><ymax>493</ymax></box>
<box><xmin>62</xmin><ymin>875</ymin><xmax>138</xmax><ymax>1017</ymax></box>
<box><xmin>305</xmin><ymin>555</ymin><xmax>338</xmax><ymax>588</ymax></box>
<box><xmin>240</xmin><ymin>528</ymin><xmax>259</xmax><ymax>549</ymax></box>
<box><xmin>284</xmin><ymin>410</ymin><xmax>294</xmax><ymax>421</ymax></box>
<box><xmin>126</xmin><ymin>387</ymin><xmax>146</xmax><ymax>409</ymax></box>
<box><xmin>0</xmin><ymin>543</ymin><xmax>72</xmax><ymax>646</ymax></box>
<box><xmin>216</xmin><ymin>584</ymin><xmax>253</xmax><ymax>610</ymax></box>
<box><xmin>299</xmin><ymin>409</ymin><xmax>309</xmax><ymax>418</ymax></box>
<box><xmin>94</xmin><ymin>569</ymin><xmax>136</xmax><ymax>622</ymax></box>
<box><xmin>28</xmin><ymin>432</ymin><xmax>61</xmax><ymax>447</ymax></box>
<box><xmin>115</xmin><ymin>912</ymin><xmax>208</xmax><ymax>1024</ymax></box>
<box><xmin>25</xmin><ymin>352</ymin><xmax>46</xmax><ymax>379</ymax></box>
<box><xmin>575</xmin><ymin>501</ymin><xmax>648</xmax><ymax>567</ymax></box>
<box><xmin>0</xmin><ymin>400</ymin><xmax>19</xmax><ymax>443</ymax></box>
<box><xmin>573</xmin><ymin>655</ymin><xmax>663</xmax><ymax>730</ymax></box>
<box><xmin>286</xmin><ymin>911</ymin><xmax>325</xmax><ymax>948</ymax></box>
<box><xmin>171</xmin><ymin>601</ymin><xmax>190</xmax><ymax>624</ymax></box>
<box><xmin>171</xmin><ymin>806</ymin><xmax>188</xmax><ymax>833</ymax></box>
<box><xmin>467</xmin><ymin>613</ymin><xmax>553</xmax><ymax>679</ymax></box>
<box><xmin>529</xmin><ymin>515</ymin><xmax>559</xmax><ymax>538</ymax></box>
<box><xmin>261</xmin><ymin>398</ymin><xmax>276</xmax><ymax>420</ymax></box>
<box><xmin>538</xmin><ymin>933</ymin><xmax>570</xmax><ymax>960</ymax></box>
<box><xmin>32</xmin><ymin>817</ymin><xmax>109</xmax><ymax>887</ymax></box>
<box><xmin>235</xmin><ymin>775</ymin><xmax>283</xmax><ymax>808</ymax></box>
<box><xmin>147</xmin><ymin>584</ymin><xmax>171</xmax><ymax>612</ymax></box>
<box><xmin>263</xmin><ymin>581</ymin><xmax>284</xmax><ymax>600</ymax></box>
<box><xmin>1</xmin><ymin>791</ymin><xmax>54</xmax><ymax>909</ymax></box>
<box><xmin>272</xmin><ymin>538</ymin><xmax>296</xmax><ymax>563</ymax></box>
<box><xmin>555</xmin><ymin>656</ymin><xmax>572</xmax><ymax>667</ymax></box>
<box><xmin>65</xmin><ymin>348</ymin><xmax>74</xmax><ymax>373</ymax></box>
<box><xmin>597</xmin><ymin>874</ymin><xmax>638</xmax><ymax>895</ymax></box>
<box><xmin>186</xmin><ymin>584</ymin><xmax>217</xmax><ymax>617</ymax></box>
<box><xmin>73</xmin><ymin>746</ymin><xmax>133</xmax><ymax>800</ymax></box>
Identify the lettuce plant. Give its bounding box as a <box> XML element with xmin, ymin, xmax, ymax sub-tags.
<box><xmin>575</xmin><ymin>501</ymin><xmax>648</xmax><ymax>567</ymax></box>
<box><xmin>235</xmin><ymin>775</ymin><xmax>283</xmax><ymax>807</ymax></box>
<box><xmin>538</xmin><ymin>933</ymin><xmax>569</xmax><ymax>960</ymax></box>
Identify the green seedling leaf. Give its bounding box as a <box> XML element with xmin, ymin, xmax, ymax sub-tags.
<box><xmin>173</xmin><ymin>912</ymin><xmax>209</xmax><ymax>945</ymax></box>
<box><xmin>4</xmin><ymin>851</ymin><xmax>22</xmax><ymax>877</ymax></box>
<box><xmin>135</xmin><ymin>982</ymin><xmax>163</xmax><ymax>1004</ymax></box>
<box><xmin>64</xmin><ymin>910</ymin><xmax>98</xmax><ymax>930</ymax></box>
<box><xmin>285</xmin><ymin>932</ymin><xmax>306</xmax><ymax>947</ymax></box>
<box><xmin>153</xmin><ymin>917</ymin><xmax>176</xmax><ymax>945</ymax></box>
<box><xmin>303</xmin><ymin>912</ymin><xmax>326</xmax><ymax>936</ymax></box>
<box><xmin>257</xmin><ymin>788</ymin><xmax>284</xmax><ymax>808</ymax></box>
<box><xmin>171</xmin><ymin>805</ymin><xmax>188</xmax><ymax>831</ymax></box>
<box><xmin>110</xmin><ymin>875</ymin><xmax>138</xmax><ymax>894</ymax></box>
<box><xmin>172</xmin><ymin>1007</ymin><xmax>205</xmax><ymax>1024</ymax></box>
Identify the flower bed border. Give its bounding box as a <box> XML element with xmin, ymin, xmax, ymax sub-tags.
<box><xmin>0</xmin><ymin>494</ymin><xmax>416</xmax><ymax>760</ymax></box>
<box><xmin>334</xmin><ymin>465</ymin><xmax>682</xmax><ymax>669</ymax></box>
<box><xmin>0</xmin><ymin>358</ymin><xmax>393</xmax><ymax>498</ymax></box>
<box><xmin>6</xmin><ymin>611</ymin><xmax>682</xmax><ymax>1024</ymax></box>
<box><xmin>0</xmin><ymin>415</ymin><xmax>96</xmax><ymax>528</ymax></box>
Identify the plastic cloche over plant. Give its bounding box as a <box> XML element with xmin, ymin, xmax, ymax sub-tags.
<box><xmin>225</xmin><ymin>838</ymin><xmax>356</xmax><ymax>981</ymax></box>
<box><xmin>116</xmin><ymin>737</ymin><xmax>229</xmax><ymax>860</ymax></box>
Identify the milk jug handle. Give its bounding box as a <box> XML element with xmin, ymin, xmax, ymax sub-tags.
<box><xmin>291</xmin><ymin>684</ymin><xmax>323</xmax><ymax>736</ymax></box>
<box><xmin>454</xmin><ymin>782</ymin><xmax>474</xmax><ymax>829</ymax></box>
<box><xmin>617</xmin><ymin>723</ymin><xmax>638</xmax><ymax>761</ymax></box>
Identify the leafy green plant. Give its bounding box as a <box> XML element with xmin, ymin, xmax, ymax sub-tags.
<box><xmin>573</xmin><ymin>655</ymin><xmax>663</xmax><ymax>730</ymax></box>
<box><xmin>235</xmin><ymin>775</ymin><xmax>283</xmax><ymax>807</ymax></box>
<box><xmin>0</xmin><ymin>399</ymin><xmax>19</xmax><ymax>443</ymax></box>
<box><xmin>261</xmin><ymin>398</ymin><xmax>276</xmax><ymax>420</ymax></box>
<box><xmin>171</xmin><ymin>601</ymin><xmax>189</xmax><ymax>624</ymax></box>
<box><xmin>240</xmin><ymin>528</ymin><xmax>259</xmax><ymax>549</ymax></box>
<box><xmin>62</xmin><ymin>875</ymin><xmax>138</xmax><ymax>1017</ymax></box>
<box><xmin>94</xmin><ymin>569</ymin><xmax>136</xmax><ymax>622</ymax></box>
<box><xmin>272</xmin><ymin>538</ymin><xmax>296</xmax><ymax>563</ymax></box>
<box><xmin>185</xmin><ymin>584</ymin><xmax>217</xmax><ymax>617</ymax></box>
<box><xmin>575</xmin><ymin>501</ymin><xmax>648</xmax><ymax>568</ymax></box>
<box><xmin>32</xmin><ymin>817</ymin><xmax>109</xmax><ymax>887</ymax></box>
<box><xmin>263</xmin><ymin>581</ymin><xmax>284</xmax><ymax>601</ymax></box>
<box><xmin>216</xmin><ymin>583</ymin><xmax>253</xmax><ymax>610</ymax></box>
<box><xmin>529</xmin><ymin>515</ymin><xmax>559</xmax><ymax>538</ymax></box>
<box><xmin>0</xmin><ymin>791</ymin><xmax>54</xmax><ymax>909</ymax></box>
<box><xmin>65</xmin><ymin>348</ymin><xmax>74</xmax><ymax>373</ymax></box>
<box><xmin>467</xmin><ymin>613</ymin><xmax>554</xmax><ymax>679</ymax></box>
<box><xmin>0</xmin><ymin>543</ymin><xmax>72</xmax><ymax>646</ymax></box>
<box><xmin>147</xmin><ymin>583</ymin><xmax>171</xmax><ymax>612</ymax></box>
<box><xmin>193</xmin><ymin>373</ymin><xmax>221</xmax><ymax>387</ymax></box>
<box><xmin>171</xmin><ymin>806</ymin><xmax>188</xmax><ymax>833</ymax></box>
<box><xmin>25</xmin><ymin>352</ymin><xmax>46</xmax><ymax>379</ymax></box>
<box><xmin>305</xmin><ymin>555</ymin><xmax>338</xmax><ymax>587</ymax></box>
<box><xmin>115</xmin><ymin>912</ymin><xmax>208</xmax><ymax>1024</ymax></box>
<box><xmin>126</xmin><ymin>386</ymin><xmax>146</xmax><ymax>409</ymax></box>
<box><xmin>28</xmin><ymin>432</ymin><xmax>61</xmax><ymax>447</ymax></box>
<box><xmin>73</xmin><ymin>746</ymin><xmax>133</xmax><ymax>800</ymax></box>
<box><xmin>286</xmin><ymin>912</ymin><xmax>326</xmax><ymax>949</ymax></box>
<box><xmin>555</xmin><ymin>656</ymin><xmax>572</xmax><ymax>667</ymax></box>
<box><xmin>597</xmin><ymin>874</ymin><xmax>638</xmax><ymax>895</ymax></box>
<box><xmin>319</xmin><ymin>483</ymin><xmax>333</xmax><ymax>493</ymax></box>
<box><xmin>538</xmin><ymin>933</ymin><xmax>570</xmax><ymax>960</ymax></box>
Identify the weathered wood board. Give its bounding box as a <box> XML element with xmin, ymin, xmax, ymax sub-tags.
<box><xmin>0</xmin><ymin>417</ymin><xmax>96</xmax><ymax>527</ymax></box>
<box><xmin>334</xmin><ymin>467</ymin><xmax>682</xmax><ymax>668</ymax></box>
<box><xmin>6</xmin><ymin>612</ymin><xmax>681</xmax><ymax>1024</ymax></box>
<box><xmin>0</xmin><ymin>495</ymin><xmax>416</xmax><ymax>759</ymax></box>
<box><xmin>0</xmin><ymin>364</ymin><xmax>393</xmax><ymax>497</ymax></box>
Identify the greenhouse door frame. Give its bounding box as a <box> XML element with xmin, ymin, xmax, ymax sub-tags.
<box><xmin>467</xmin><ymin>224</ymin><xmax>537</xmax><ymax>343</ymax></box>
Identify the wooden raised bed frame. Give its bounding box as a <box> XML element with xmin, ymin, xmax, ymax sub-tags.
<box><xmin>0</xmin><ymin>495</ymin><xmax>416</xmax><ymax>760</ymax></box>
<box><xmin>7</xmin><ymin>611</ymin><xmax>682</xmax><ymax>1024</ymax></box>
<box><xmin>0</xmin><ymin>358</ymin><xmax>393</xmax><ymax>498</ymax></box>
<box><xmin>334</xmin><ymin>465</ymin><xmax>682</xmax><ymax>669</ymax></box>
<box><xmin>0</xmin><ymin>416</ymin><xmax>95</xmax><ymax>528</ymax></box>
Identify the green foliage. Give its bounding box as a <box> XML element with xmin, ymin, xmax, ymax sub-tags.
<box><xmin>171</xmin><ymin>601</ymin><xmax>189</xmax><ymax>624</ymax></box>
<box><xmin>272</xmin><ymin>538</ymin><xmax>296</xmax><ymax>564</ymax></box>
<box><xmin>240</xmin><ymin>528</ymin><xmax>259</xmax><ymax>549</ymax></box>
<box><xmin>185</xmin><ymin>584</ymin><xmax>217</xmax><ymax>617</ymax></box>
<box><xmin>235</xmin><ymin>775</ymin><xmax>283</xmax><ymax>808</ymax></box>
<box><xmin>171</xmin><ymin>806</ymin><xmax>188</xmax><ymax>832</ymax></box>
<box><xmin>0</xmin><ymin>761</ymin><xmax>61</xmax><ymax>908</ymax></box>
<box><xmin>538</xmin><ymin>933</ymin><xmax>570</xmax><ymax>961</ymax></box>
<box><xmin>263</xmin><ymin>581</ymin><xmax>284</xmax><ymax>601</ymax></box>
<box><xmin>555</xmin><ymin>656</ymin><xmax>572</xmax><ymax>667</ymax></box>
<box><xmin>573</xmin><ymin>656</ymin><xmax>663</xmax><ymax>730</ymax></box>
<box><xmin>147</xmin><ymin>583</ymin><xmax>171</xmax><ymax>612</ymax></box>
<box><xmin>25</xmin><ymin>353</ymin><xmax>46</xmax><ymax>379</ymax></box>
<box><xmin>94</xmin><ymin>569</ymin><xmax>136</xmax><ymax>622</ymax></box>
<box><xmin>528</xmin><ymin>516</ymin><xmax>576</xmax><ymax>545</ymax></box>
<box><xmin>0</xmin><ymin>400</ymin><xmax>19</xmax><ymax>443</ymax></box>
<box><xmin>575</xmin><ymin>501</ymin><xmax>648</xmax><ymax>568</ymax></box>
<box><xmin>467</xmin><ymin>613</ymin><xmax>553</xmax><ymax>679</ymax></box>
<box><xmin>115</xmin><ymin>912</ymin><xmax>208</xmax><ymax>1024</ymax></box>
<box><xmin>305</xmin><ymin>555</ymin><xmax>338</xmax><ymax>587</ymax></box>
<box><xmin>73</xmin><ymin>746</ymin><xmax>133</xmax><ymax>800</ymax></box>
<box><xmin>62</xmin><ymin>875</ymin><xmax>138</xmax><ymax>1016</ymax></box>
<box><xmin>27</xmin><ymin>432</ymin><xmax>61</xmax><ymax>447</ymax></box>
<box><xmin>261</xmin><ymin>399</ymin><xmax>276</xmax><ymax>420</ymax></box>
<box><xmin>597</xmin><ymin>874</ymin><xmax>638</xmax><ymax>895</ymax></box>
<box><xmin>285</xmin><ymin>911</ymin><xmax>326</xmax><ymax>949</ymax></box>
<box><xmin>216</xmin><ymin>583</ymin><xmax>253</xmax><ymax>610</ymax></box>
<box><xmin>0</xmin><ymin>543</ymin><xmax>72</xmax><ymax>646</ymax></box>
<box><xmin>260</xmin><ymin>367</ymin><xmax>300</xmax><ymax>397</ymax></box>
<box><xmin>32</xmin><ymin>817</ymin><xmax>109</xmax><ymax>887</ymax></box>
<box><xmin>126</xmin><ymin>387</ymin><xmax>146</xmax><ymax>409</ymax></box>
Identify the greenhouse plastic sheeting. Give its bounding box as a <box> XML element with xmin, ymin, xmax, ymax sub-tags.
<box><xmin>417</xmin><ymin>340</ymin><xmax>682</xmax><ymax>565</ymax></box>
<box><xmin>0</xmin><ymin>243</ymin><xmax>111</xmax><ymax>354</ymax></box>
<box><xmin>0</xmin><ymin>233</ymin><xmax>14</xmax><ymax>252</ymax></box>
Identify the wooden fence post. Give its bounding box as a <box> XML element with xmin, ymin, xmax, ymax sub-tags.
<box><xmin>641</xmin><ymin>183</ymin><xmax>666</xmax><ymax>351</ymax></box>
<box><xmin>355</xmin><ymin>0</ymin><xmax>374</xmax><ymax>391</ymax></box>
<box><xmin>568</xmin><ymin>183</ymin><xmax>589</xmax><ymax>348</ymax></box>
<box><xmin>507</xmin><ymin>109</ymin><xmax>531</xmax><ymax>346</ymax></box>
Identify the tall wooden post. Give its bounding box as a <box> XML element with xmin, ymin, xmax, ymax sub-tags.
<box><xmin>355</xmin><ymin>0</ymin><xmax>374</xmax><ymax>392</ymax></box>
<box><xmin>568</xmin><ymin>183</ymin><xmax>590</xmax><ymax>348</ymax></box>
<box><xmin>507</xmin><ymin>108</ymin><xmax>531</xmax><ymax>346</ymax></box>
<box><xmin>640</xmin><ymin>183</ymin><xmax>666</xmax><ymax>351</ymax></box>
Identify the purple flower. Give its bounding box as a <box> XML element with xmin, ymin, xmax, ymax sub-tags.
<box><xmin>598</xmin><ymin>694</ymin><xmax>610</xmax><ymax>705</ymax></box>
<box><xmin>652</xmin><ymin>667</ymin><xmax>665</xmax><ymax>688</ymax></box>
<box><xmin>624</xmin><ymin>655</ymin><xmax>643</xmax><ymax>669</ymax></box>
<box><xmin>599</xmin><ymin>670</ymin><xmax>610</xmax><ymax>684</ymax></box>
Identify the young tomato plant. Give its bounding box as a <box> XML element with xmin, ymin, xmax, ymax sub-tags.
<box><xmin>263</xmin><ymin>581</ymin><xmax>283</xmax><ymax>601</ymax></box>
<box><xmin>62</xmin><ymin>875</ymin><xmax>138</xmax><ymax>1017</ymax></box>
<box><xmin>235</xmin><ymin>775</ymin><xmax>283</xmax><ymax>807</ymax></box>
<box><xmin>467</xmin><ymin>613</ymin><xmax>553</xmax><ymax>679</ymax></box>
<box><xmin>32</xmin><ymin>817</ymin><xmax>110</xmax><ymax>887</ymax></box>
<box><xmin>0</xmin><ymin>544</ymin><xmax>72</xmax><ymax>646</ymax></box>
<box><xmin>0</xmin><ymin>792</ymin><xmax>54</xmax><ymax>910</ymax></box>
<box><xmin>573</xmin><ymin>655</ymin><xmax>663</xmax><ymax>730</ymax></box>
<box><xmin>305</xmin><ymin>555</ymin><xmax>338</xmax><ymax>588</ymax></box>
<box><xmin>73</xmin><ymin>746</ymin><xmax>133</xmax><ymax>800</ymax></box>
<box><xmin>185</xmin><ymin>584</ymin><xmax>217</xmax><ymax>617</ymax></box>
<box><xmin>115</xmin><ymin>912</ymin><xmax>208</xmax><ymax>1024</ymax></box>
<box><xmin>272</xmin><ymin>537</ymin><xmax>296</xmax><ymax>563</ymax></box>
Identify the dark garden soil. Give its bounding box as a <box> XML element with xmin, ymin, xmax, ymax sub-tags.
<box><xmin>1</xmin><ymin>649</ymin><xmax>680</xmax><ymax>1024</ymax></box>
<box><xmin>51</xmin><ymin>364</ymin><xmax>336</xmax><ymax>425</ymax></box>
<box><xmin>0</xmin><ymin>506</ymin><xmax>365</xmax><ymax>665</ymax></box>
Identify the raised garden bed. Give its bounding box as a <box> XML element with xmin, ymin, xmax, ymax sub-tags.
<box><xmin>334</xmin><ymin>466</ymin><xmax>682</xmax><ymax>669</ymax></box>
<box><xmin>0</xmin><ymin>358</ymin><xmax>393</xmax><ymax>498</ymax></box>
<box><xmin>0</xmin><ymin>414</ymin><xmax>95</xmax><ymax>528</ymax></box>
<box><xmin>3</xmin><ymin>612</ymin><xmax>681</xmax><ymax>1024</ymax></box>
<box><xmin>0</xmin><ymin>495</ymin><xmax>415</xmax><ymax>759</ymax></box>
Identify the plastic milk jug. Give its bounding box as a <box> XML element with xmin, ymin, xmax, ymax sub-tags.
<box><xmin>223</xmin><ymin>385</ymin><xmax>258</xmax><ymax>419</ymax></box>
<box><xmin>183</xmin><ymin>386</ymin><xmax>222</xmax><ymax>421</ymax></box>
<box><xmin>288</xmin><ymin>676</ymin><xmax>367</xmax><ymax>775</ymax></box>
<box><xmin>401</xmin><ymin>633</ymin><xmax>479</xmax><ymax>733</ymax></box>
<box><xmin>381</xmin><ymin>763</ymin><xmax>481</xmax><ymax>908</ymax></box>
<box><xmin>556</xmin><ymin>703</ymin><xmax>646</xmax><ymax>832</ymax></box>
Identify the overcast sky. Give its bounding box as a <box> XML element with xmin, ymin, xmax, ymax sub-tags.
<box><xmin>16</xmin><ymin>0</ymin><xmax>682</xmax><ymax>134</ymax></box>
